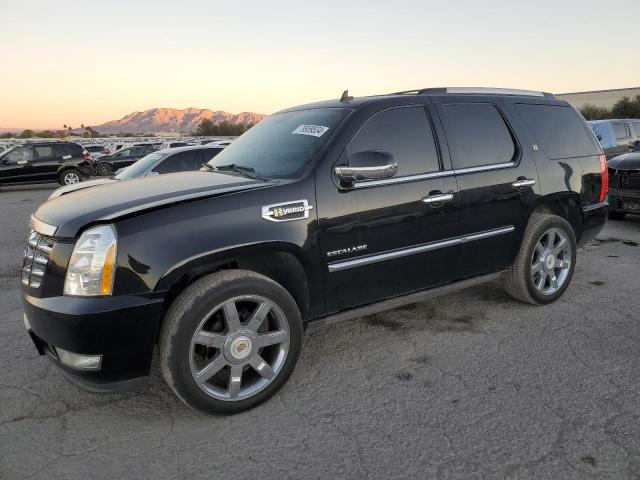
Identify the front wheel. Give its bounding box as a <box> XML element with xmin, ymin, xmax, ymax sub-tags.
<box><xmin>59</xmin><ymin>169</ymin><xmax>82</xmax><ymax>185</ymax></box>
<box><xmin>503</xmin><ymin>213</ymin><xmax>577</xmax><ymax>305</ymax></box>
<box><xmin>160</xmin><ymin>270</ymin><xmax>303</xmax><ymax>414</ymax></box>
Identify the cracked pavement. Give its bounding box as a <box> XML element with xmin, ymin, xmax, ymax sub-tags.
<box><xmin>1</xmin><ymin>185</ymin><xmax>639</xmax><ymax>479</ymax></box>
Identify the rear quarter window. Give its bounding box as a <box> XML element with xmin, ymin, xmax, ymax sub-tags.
<box><xmin>516</xmin><ymin>104</ymin><xmax>599</xmax><ymax>159</ymax></box>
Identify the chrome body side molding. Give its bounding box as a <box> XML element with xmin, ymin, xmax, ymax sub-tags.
<box><xmin>353</xmin><ymin>162</ymin><xmax>515</xmax><ymax>189</ymax></box>
<box><xmin>307</xmin><ymin>271</ymin><xmax>504</xmax><ymax>331</ymax></box>
<box><xmin>328</xmin><ymin>226</ymin><xmax>515</xmax><ymax>272</ymax></box>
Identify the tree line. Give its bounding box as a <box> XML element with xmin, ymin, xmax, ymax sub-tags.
<box><xmin>580</xmin><ymin>95</ymin><xmax>640</xmax><ymax>120</ymax></box>
<box><xmin>1</xmin><ymin>125</ymin><xmax>102</xmax><ymax>139</ymax></box>
<box><xmin>194</xmin><ymin>119</ymin><xmax>255</xmax><ymax>136</ymax></box>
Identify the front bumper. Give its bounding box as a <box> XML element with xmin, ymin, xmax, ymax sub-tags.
<box><xmin>580</xmin><ymin>202</ymin><xmax>608</xmax><ymax>246</ymax></box>
<box><xmin>23</xmin><ymin>293</ymin><xmax>164</xmax><ymax>393</ymax></box>
<box><xmin>608</xmin><ymin>188</ymin><xmax>640</xmax><ymax>214</ymax></box>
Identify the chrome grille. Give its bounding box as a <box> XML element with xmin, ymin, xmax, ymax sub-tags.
<box><xmin>22</xmin><ymin>230</ymin><xmax>53</xmax><ymax>288</ymax></box>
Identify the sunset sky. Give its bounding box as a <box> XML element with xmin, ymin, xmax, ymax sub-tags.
<box><xmin>1</xmin><ymin>0</ymin><xmax>638</xmax><ymax>130</ymax></box>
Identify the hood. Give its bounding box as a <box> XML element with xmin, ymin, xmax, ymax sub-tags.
<box><xmin>34</xmin><ymin>171</ymin><xmax>267</xmax><ymax>238</ymax></box>
<box><xmin>48</xmin><ymin>177</ymin><xmax>116</xmax><ymax>200</ymax></box>
<box><xmin>608</xmin><ymin>152</ymin><xmax>640</xmax><ymax>171</ymax></box>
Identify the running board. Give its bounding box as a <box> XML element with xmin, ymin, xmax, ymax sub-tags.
<box><xmin>306</xmin><ymin>271</ymin><xmax>504</xmax><ymax>331</ymax></box>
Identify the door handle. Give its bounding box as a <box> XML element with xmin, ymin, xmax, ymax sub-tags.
<box><xmin>511</xmin><ymin>178</ymin><xmax>536</xmax><ymax>189</ymax></box>
<box><xmin>422</xmin><ymin>193</ymin><xmax>454</xmax><ymax>205</ymax></box>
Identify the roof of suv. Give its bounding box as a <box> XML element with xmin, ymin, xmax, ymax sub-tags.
<box><xmin>279</xmin><ymin>87</ymin><xmax>557</xmax><ymax>113</ymax></box>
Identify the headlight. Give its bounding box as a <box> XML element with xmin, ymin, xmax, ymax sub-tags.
<box><xmin>64</xmin><ymin>225</ymin><xmax>117</xmax><ymax>296</ymax></box>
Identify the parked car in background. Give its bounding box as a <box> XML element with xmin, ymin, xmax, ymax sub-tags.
<box><xmin>94</xmin><ymin>145</ymin><xmax>156</xmax><ymax>175</ymax></box>
<box><xmin>589</xmin><ymin>119</ymin><xmax>640</xmax><ymax>160</ymax></box>
<box><xmin>607</xmin><ymin>142</ymin><xmax>640</xmax><ymax>220</ymax></box>
<box><xmin>23</xmin><ymin>87</ymin><xmax>608</xmax><ymax>414</ymax></box>
<box><xmin>160</xmin><ymin>141</ymin><xmax>189</xmax><ymax>149</ymax></box>
<box><xmin>84</xmin><ymin>144</ymin><xmax>109</xmax><ymax>160</ymax></box>
<box><xmin>48</xmin><ymin>145</ymin><xmax>226</xmax><ymax>199</ymax></box>
<box><xmin>0</xmin><ymin>142</ymin><xmax>91</xmax><ymax>186</ymax></box>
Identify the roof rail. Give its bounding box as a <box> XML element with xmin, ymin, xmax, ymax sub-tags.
<box><xmin>392</xmin><ymin>87</ymin><xmax>554</xmax><ymax>98</ymax></box>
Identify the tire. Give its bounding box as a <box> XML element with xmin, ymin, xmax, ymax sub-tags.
<box><xmin>160</xmin><ymin>270</ymin><xmax>303</xmax><ymax>414</ymax></box>
<box><xmin>96</xmin><ymin>162</ymin><xmax>111</xmax><ymax>176</ymax></box>
<box><xmin>59</xmin><ymin>169</ymin><xmax>82</xmax><ymax>186</ymax></box>
<box><xmin>608</xmin><ymin>210</ymin><xmax>626</xmax><ymax>221</ymax></box>
<box><xmin>503</xmin><ymin>213</ymin><xmax>577</xmax><ymax>305</ymax></box>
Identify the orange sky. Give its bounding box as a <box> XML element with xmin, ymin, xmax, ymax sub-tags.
<box><xmin>1</xmin><ymin>0</ymin><xmax>638</xmax><ymax>130</ymax></box>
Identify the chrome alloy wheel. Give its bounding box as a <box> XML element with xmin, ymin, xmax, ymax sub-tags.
<box><xmin>188</xmin><ymin>295</ymin><xmax>290</xmax><ymax>401</ymax></box>
<box><xmin>63</xmin><ymin>171</ymin><xmax>80</xmax><ymax>185</ymax></box>
<box><xmin>530</xmin><ymin>228</ymin><xmax>572</xmax><ymax>295</ymax></box>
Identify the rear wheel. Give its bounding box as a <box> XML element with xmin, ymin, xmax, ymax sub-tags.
<box><xmin>96</xmin><ymin>162</ymin><xmax>111</xmax><ymax>176</ymax></box>
<box><xmin>160</xmin><ymin>270</ymin><xmax>303</xmax><ymax>414</ymax></box>
<box><xmin>608</xmin><ymin>210</ymin><xmax>626</xmax><ymax>221</ymax></box>
<box><xmin>503</xmin><ymin>213</ymin><xmax>577</xmax><ymax>305</ymax></box>
<box><xmin>59</xmin><ymin>169</ymin><xmax>81</xmax><ymax>186</ymax></box>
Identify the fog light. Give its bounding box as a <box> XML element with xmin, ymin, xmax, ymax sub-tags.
<box><xmin>55</xmin><ymin>347</ymin><xmax>102</xmax><ymax>371</ymax></box>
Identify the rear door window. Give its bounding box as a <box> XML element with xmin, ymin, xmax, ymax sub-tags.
<box><xmin>34</xmin><ymin>146</ymin><xmax>57</xmax><ymax>159</ymax></box>
<box><xmin>346</xmin><ymin>106</ymin><xmax>440</xmax><ymax>176</ymax></box>
<box><xmin>516</xmin><ymin>104</ymin><xmax>599</xmax><ymax>159</ymax></box>
<box><xmin>440</xmin><ymin>103</ymin><xmax>516</xmax><ymax>169</ymax></box>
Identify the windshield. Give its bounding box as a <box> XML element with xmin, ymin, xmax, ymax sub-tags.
<box><xmin>115</xmin><ymin>152</ymin><xmax>166</xmax><ymax>180</ymax></box>
<box><xmin>207</xmin><ymin>108</ymin><xmax>350</xmax><ymax>179</ymax></box>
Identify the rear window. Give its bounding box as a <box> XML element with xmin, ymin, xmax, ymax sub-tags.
<box><xmin>516</xmin><ymin>104</ymin><xmax>599</xmax><ymax>159</ymax></box>
<box><xmin>440</xmin><ymin>103</ymin><xmax>516</xmax><ymax>169</ymax></box>
<box><xmin>57</xmin><ymin>143</ymin><xmax>83</xmax><ymax>157</ymax></box>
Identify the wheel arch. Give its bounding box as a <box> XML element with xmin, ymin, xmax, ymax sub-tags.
<box><xmin>156</xmin><ymin>241</ymin><xmax>315</xmax><ymax>325</ymax></box>
<box><xmin>528</xmin><ymin>192</ymin><xmax>583</xmax><ymax>241</ymax></box>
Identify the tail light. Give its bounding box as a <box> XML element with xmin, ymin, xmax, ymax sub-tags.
<box><xmin>83</xmin><ymin>151</ymin><xmax>91</xmax><ymax>161</ymax></box>
<box><xmin>598</xmin><ymin>154</ymin><xmax>608</xmax><ymax>203</ymax></box>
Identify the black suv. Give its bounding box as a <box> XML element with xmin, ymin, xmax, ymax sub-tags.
<box><xmin>94</xmin><ymin>145</ymin><xmax>157</xmax><ymax>176</ymax></box>
<box><xmin>0</xmin><ymin>142</ymin><xmax>91</xmax><ymax>186</ymax></box>
<box><xmin>21</xmin><ymin>88</ymin><xmax>608</xmax><ymax>414</ymax></box>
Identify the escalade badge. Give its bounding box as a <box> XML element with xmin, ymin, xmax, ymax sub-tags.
<box><xmin>262</xmin><ymin>200</ymin><xmax>314</xmax><ymax>222</ymax></box>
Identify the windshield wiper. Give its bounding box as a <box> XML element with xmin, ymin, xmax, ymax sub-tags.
<box><xmin>212</xmin><ymin>163</ymin><xmax>265</xmax><ymax>180</ymax></box>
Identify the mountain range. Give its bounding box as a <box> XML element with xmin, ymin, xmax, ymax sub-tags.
<box><xmin>90</xmin><ymin>108</ymin><xmax>266</xmax><ymax>134</ymax></box>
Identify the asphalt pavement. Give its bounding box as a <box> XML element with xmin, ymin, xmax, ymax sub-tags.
<box><xmin>1</xmin><ymin>184</ymin><xmax>639</xmax><ymax>479</ymax></box>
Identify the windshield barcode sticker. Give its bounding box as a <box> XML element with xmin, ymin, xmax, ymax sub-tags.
<box><xmin>292</xmin><ymin>124</ymin><xmax>329</xmax><ymax>137</ymax></box>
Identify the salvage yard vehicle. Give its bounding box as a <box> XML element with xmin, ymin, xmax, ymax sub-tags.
<box><xmin>0</xmin><ymin>141</ymin><xmax>91</xmax><ymax>186</ymax></box>
<box><xmin>48</xmin><ymin>144</ymin><xmax>226</xmax><ymax>199</ymax></box>
<box><xmin>589</xmin><ymin>119</ymin><xmax>640</xmax><ymax>160</ymax></box>
<box><xmin>22</xmin><ymin>87</ymin><xmax>608</xmax><ymax>414</ymax></box>
<box><xmin>94</xmin><ymin>145</ymin><xmax>156</xmax><ymax>176</ymax></box>
<box><xmin>607</xmin><ymin>143</ymin><xmax>640</xmax><ymax>220</ymax></box>
<box><xmin>84</xmin><ymin>144</ymin><xmax>110</xmax><ymax>160</ymax></box>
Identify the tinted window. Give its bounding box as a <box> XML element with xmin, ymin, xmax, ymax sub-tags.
<box><xmin>517</xmin><ymin>104</ymin><xmax>599</xmax><ymax>159</ymax></box>
<box><xmin>208</xmin><ymin>108</ymin><xmax>350</xmax><ymax>179</ymax></box>
<box><xmin>632</xmin><ymin>123</ymin><xmax>640</xmax><ymax>138</ymax></box>
<box><xmin>203</xmin><ymin>147</ymin><xmax>223</xmax><ymax>162</ymax></box>
<box><xmin>57</xmin><ymin>143</ymin><xmax>82</xmax><ymax>157</ymax></box>
<box><xmin>86</xmin><ymin>146</ymin><xmax>105</xmax><ymax>152</ymax></box>
<box><xmin>347</xmin><ymin>106</ymin><xmax>439</xmax><ymax>176</ymax></box>
<box><xmin>5</xmin><ymin>146</ymin><xmax>33</xmax><ymax>164</ymax></box>
<box><xmin>613</xmin><ymin>123</ymin><xmax>630</xmax><ymax>139</ymax></box>
<box><xmin>34</xmin><ymin>146</ymin><xmax>56</xmax><ymax>159</ymax></box>
<box><xmin>153</xmin><ymin>151</ymin><xmax>201</xmax><ymax>174</ymax></box>
<box><xmin>441</xmin><ymin>104</ymin><xmax>515</xmax><ymax>169</ymax></box>
<box><xmin>115</xmin><ymin>152</ymin><xmax>165</xmax><ymax>180</ymax></box>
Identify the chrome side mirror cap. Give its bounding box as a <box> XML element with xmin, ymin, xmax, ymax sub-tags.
<box><xmin>334</xmin><ymin>150</ymin><xmax>398</xmax><ymax>187</ymax></box>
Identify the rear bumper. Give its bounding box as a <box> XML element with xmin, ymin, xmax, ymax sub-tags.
<box><xmin>580</xmin><ymin>202</ymin><xmax>608</xmax><ymax>246</ymax></box>
<box><xmin>22</xmin><ymin>293</ymin><xmax>164</xmax><ymax>393</ymax></box>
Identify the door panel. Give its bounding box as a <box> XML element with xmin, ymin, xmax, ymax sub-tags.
<box><xmin>434</xmin><ymin>98</ymin><xmax>539</xmax><ymax>276</ymax></box>
<box><xmin>317</xmin><ymin>104</ymin><xmax>463</xmax><ymax>313</ymax></box>
<box><xmin>0</xmin><ymin>146</ymin><xmax>34</xmax><ymax>183</ymax></box>
<box><xmin>32</xmin><ymin>145</ymin><xmax>62</xmax><ymax>180</ymax></box>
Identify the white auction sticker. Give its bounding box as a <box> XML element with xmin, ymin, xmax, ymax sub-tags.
<box><xmin>292</xmin><ymin>124</ymin><xmax>329</xmax><ymax>137</ymax></box>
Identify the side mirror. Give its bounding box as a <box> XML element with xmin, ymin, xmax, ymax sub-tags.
<box><xmin>334</xmin><ymin>150</ymin><xmax>398</xmax><ymax>187</ymax></box>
